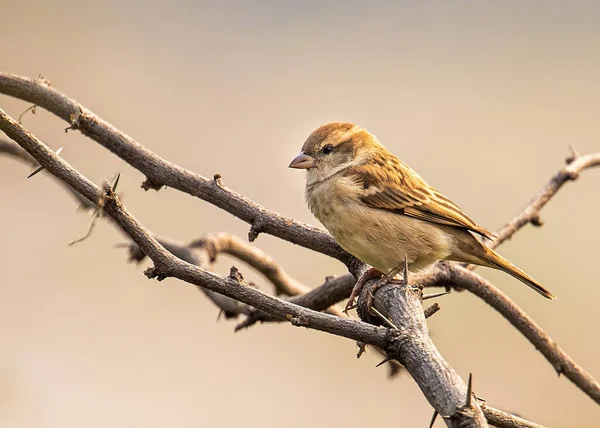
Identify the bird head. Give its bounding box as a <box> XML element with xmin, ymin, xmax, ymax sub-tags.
<box><xmin>289</xmin><ymin>122</ymin><xmax>382</xmax><ymax>184</ymax></box>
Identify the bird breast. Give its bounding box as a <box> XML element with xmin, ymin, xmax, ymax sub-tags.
<box><xmin>305</xmin><ymin>176</ymin><xmax>453</xmax><ymax>272</ymax></box>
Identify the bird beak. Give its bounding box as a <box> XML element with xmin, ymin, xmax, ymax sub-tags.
<box><xmin>288</xmin><ymin>152</ymin><xmax>316</xmax><ymax>169</ymax></box>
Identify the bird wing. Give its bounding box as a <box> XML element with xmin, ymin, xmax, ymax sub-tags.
<box><xmin>346</xmin><ymin>162</ymin><xmax>496</xmax><ymax>240</ymax></box>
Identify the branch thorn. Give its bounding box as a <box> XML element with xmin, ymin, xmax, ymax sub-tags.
<box><xmin>370</xmin><ymin>307</ymin><xmax>398</xmax><ymax>330</ymax></box>
<box><xmin>112</xmin><ymin>172</ymin><xmax>121</xmax><ymax>192</ymax></box>
<box><xmin>466</xmin><ymin>373</ymin><xmax>473</xmax><ymax>408</ymax></box>
<box><xmin>376</xmin><ymin>357</ymin><xmax>392</xmax><ymax>368</ymax></box>
<box><xmin>356</xmin><ymin>342</ymin><xmax>367</xmax><ymax>358</ymax></box>
<box><xmin>423</xmin><ymin>291</ymin><xmax>450</xmax><ymax>300</ymax></box>
<box><xmin>428</xmin><ymin>410</ymin><xmax>439</xmax><ymax>428</ymax></box>
<box><xmin>27</xmin><ymin>147</ymin><xmax>62</xmax><ymax>178</ymax></box>
<box><xmin>566</xmin><ymin>144</ymin><xmax>579</xmax><ymax>164</ymax></box>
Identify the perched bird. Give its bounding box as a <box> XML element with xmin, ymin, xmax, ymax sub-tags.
<box><xmin>289</xmin><ymin>122</ymin><xmax>555</xmax><ymax>312</ymax></box>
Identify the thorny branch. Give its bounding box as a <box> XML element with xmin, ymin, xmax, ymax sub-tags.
<box><xmin>1</xmin><ymin>106</ymin><xmax>548</xmax><ymax>428</ymax></box>
<box><xmin>1</xmin><ymin>72</ymin><xmax>599</xmax><ymax>423</ymax></box>
<box><xmin>0</xmin><ymin>140</ymin><xmax>341</xmax><ymax>316</ymax></box>
<box><xmin>126</xmin><ymin>234</ymin><xmax>344</xmax><ymax>318</ymax></box>
<box><xmin>0</xmin><ymin>106</ymin><xmax>491</xmax><ymax>427</ymax></box>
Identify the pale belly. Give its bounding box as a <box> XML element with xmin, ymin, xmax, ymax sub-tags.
<box><xmin>308</xmin><ymin>186</ymin><xmax>454</xmax><ymax>273</ymax></box>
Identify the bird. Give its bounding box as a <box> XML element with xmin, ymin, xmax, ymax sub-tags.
<box><xmin>288</xmin><ymin>122</ymin><xmax>555</xmax><ymax>313</ymax></box>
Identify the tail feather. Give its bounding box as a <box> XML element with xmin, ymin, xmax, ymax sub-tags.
<box><xmin>484</xmin><ymin>249</ymin><xmax>556</xmax><ymax>300</ymax></box>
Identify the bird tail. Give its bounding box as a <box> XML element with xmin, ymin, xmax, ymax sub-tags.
<box><xmin>483</xmin><ymin>248</ymin><xmax>556</xmax><ymax>300</ymax></box>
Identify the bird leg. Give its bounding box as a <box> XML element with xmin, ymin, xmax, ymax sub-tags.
<box><xmin>344</xmin><ymin>265</ymin><xmax>405</xmax><ymax>315</ymax></box>
<box><xmin>364</xmin><ymin>265</ymin><xmax>405</xmax><ymax>313</ymax></box>
<box><xmin>344</xmin><ymin>267</ymin><xmax>383</xmax><ymax>314</ymax></box>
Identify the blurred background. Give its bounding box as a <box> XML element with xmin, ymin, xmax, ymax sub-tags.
<box><xmin>1</xmin><ymin>1</ymin><xmax>599</xmax><ymax>426</ymax></box>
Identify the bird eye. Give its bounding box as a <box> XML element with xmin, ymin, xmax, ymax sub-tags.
<box><xmin>322</xmin><ymin>145</ymin><xmax>334</xmax><ymax>154</ymax></box>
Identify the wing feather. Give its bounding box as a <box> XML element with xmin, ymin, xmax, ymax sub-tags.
<box><xmin>345</xmin><ymin>161</ymin><xmax>496</xmax><ymax>240</ymax></box>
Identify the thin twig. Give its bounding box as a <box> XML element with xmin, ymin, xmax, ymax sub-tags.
<box><xmin>189</xmin><ymin>233</ymin><xmax>312</xmax><ymax>297</ymax></box>
<box><xmin>480</xmin><ymin>404</ymin><xmax>546</xmax><ymax>428</ymax></box>
<box><xmin>483</xmin><ymin>150</ymin><xmax>600</xmax><ymax>251</ymax></box>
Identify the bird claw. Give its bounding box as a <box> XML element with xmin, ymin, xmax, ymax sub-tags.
<box><xmin>344</xmin><ymin>265</ymin><xmax>407</xmax><ymax>315</ymax></box>
<box><xmin>344</xmin><ymin>267</ymin><xmax>383</xmax><ymax>315</ymax></box>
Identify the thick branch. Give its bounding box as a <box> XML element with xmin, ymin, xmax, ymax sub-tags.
<box><xmin>357</xmin><ymin>281</ymin><xmax>487</xmax><ymax>426</ymax></box>
<box><xmin>416</xmin><ymin>262</ymin><xmax>600</xmax><ymax>405</ymax></box>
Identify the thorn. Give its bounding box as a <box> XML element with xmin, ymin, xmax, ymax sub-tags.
<box><xmin>356</xmin><ymin>342</ymin><xmax>367</xmax><ymax>358</ymax></box>
<box><xmin>370</xmin><ymin>307</ymin><xmax>398</xmax><ymax>329</ymax></box>
<box><xmin>111</xmin><ymin>172</ymin><xmax>121</xmax><ymax>192</ymax></box>
<box><xmin>403</xmin><ymin>255</ymin><xmax>409</xmax><ymax>284</ymax></box>
<box><xmin>466</xmin><ymin>373</ymin><xmax>473</xmax><ymax>408</ymax></box>
<box><xmin>27</xmin><ymin>147</ymin><xmax>63</xmax><ymax>178</ymax></box>
<box><xmin>27</xmin><ymin>165</ymin><xmax>44</xmax><ymax>179</ymax></box>
<box><xmin>423</xmin><ymin>291</ymin><xmax>450</xmax><ymax>300</ymax></box>
<box><xmin>566</xmin><ymin>144</ymin><xmax>579</xmax><ymax>164</ymax></box>
<box><xmin>428</xmin><ymin>410</ymin><xmax>439</xmax><ymax>428</ymax></box>
<box><xmin>217</xmin><ymin>310</ymin><xmax>223</xmax><ymax>321</ymax></box>
<box><xmin>376</xmin><ymin>357</ymin><xmax>392</xmax><ymax>368</ymax></box>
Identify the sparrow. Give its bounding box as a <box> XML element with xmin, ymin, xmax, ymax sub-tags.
<box><xmin>289</xmin><ymin>122</ymin><xmax>555</xmax><ymax>312</ymax></box>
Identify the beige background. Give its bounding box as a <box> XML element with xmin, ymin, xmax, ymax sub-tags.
<box><xmin>1</xmin><ymin>1</ymin><xmax>599</xmax><ymax>427</ymax></box>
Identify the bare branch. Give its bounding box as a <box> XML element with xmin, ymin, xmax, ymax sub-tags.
<box><xmin>485</xmin><ymin>150</ymin><xmax>600</xmax><ymax>250</ymax></box>
<box><xmin>0</xmin><ymin>138</ymin><xmax>93</xmax><ymax>209</ymax></box>
<box><xmin>0</xmin><ymin>105</ymin><xmax>388</xmax><ymax>347</ymax></box>
<box><xmin>2</xmin><ymin>74</ymin><xmax>598</xmax><ymax>422</ymax></box>
<box><xmin>0</xmin><ymin>104</ymin><xmax>541</xmax><ymax>428</ymax></box>
<box><xmin>357</xmin><ymin>281</ymin><xmax>487</xmax><ymax>426</ymax></box>
<box><xmin>127</xmin><ymin>234</ymin><xmax>344</xmax><ymax>318</ymax></box>
<box><xmin>480</xmin><ymin>404</ymin><xmax>546</xmax><ymax>428</ymax></box>
<box><xmin>189</xmin><ymin>233</ymin><xmax>312</xmax><ymax>297</ymax></box>
<box><xmin>415</xmin><ymin>262</ymin><xmax>600</xmax><ymax>405</ymax></box>
<box><xmin>0</xmin><ymin>73</ymin><xmax>348</xmax><ymax>263</ymax></box>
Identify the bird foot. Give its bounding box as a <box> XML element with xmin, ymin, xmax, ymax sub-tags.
<box><xmin>344</xmin><ymin>267</ymin><xmax>383</xmax><ymax>315</ymax></box>
<box><xmin>344</xmin><ymin>266</ymin><xmax>406</xmax><ymax>315</ymax></box>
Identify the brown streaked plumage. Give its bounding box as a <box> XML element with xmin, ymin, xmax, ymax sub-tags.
<box><xmin>289</xmin><ymin>122</ymin><xmax>555</xmax><ymax>309</ymax></box>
